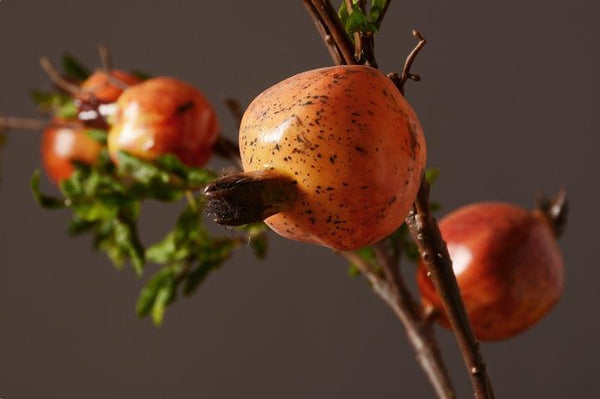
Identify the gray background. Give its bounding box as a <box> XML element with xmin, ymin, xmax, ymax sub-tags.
<box><xmin>0</xmin><ymin>0</ymin><xmax>597</xmax><ymax>397</ymax></box>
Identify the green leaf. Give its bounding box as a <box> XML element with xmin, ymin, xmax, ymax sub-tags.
<box><xmin>347</xmin><ymin>264</ymin><xmax>361</xmax><ymax>277</ymax></box>
<box><xmin>30</xmin><ymin>90</ymin><xmax>77</xmax><ymax>118</ymax></box>
<box><xmin>369</xmin><ymin>0</ymin><xmax>388</xmax><ymax>24</ymax></box>
<box><xmin>114</xmin><ymin>216</ymin><xmax>145</xmax><ymax>276</ymax></box>
<box><xmin>85</xmin><ymin>129</ymin><xmax>108</xmax><ymax>144</ymax></box>
<box><xmin>152</xmin><ymin>284</ymin><xmax>175</xmax><ymax>326</ymax></box>
<box><xmin>354</xmin><ymin>246</ymin><xmax>377</xmax><ymax>265</ymax></box>
<box><xmin>67</xmin><ymin>217</ymin><xmax>97</xmax><ymax>235</ymax></box>
<box><xmin>183</xmin><ymin>240</ymin><xmax>237</xmax><ymax>296</ymax></box>
<box><xmin>31</xmin><ymin>170</ymin><xmax>65</xmax><ymax>209</ymax></box>
<box><xmin>130</xmin><ymin>70</ymin><xmax>152</xmax><ymax>81</ymax></box>
<box><xmin>56</xmin><ymin>100</ymin><xmax>78</xmax><ymax>119</ymax></box>
<box><xmin>117</xmin><ymin>151</ymin><xmax>171</xmax><ymax>184</ymax></box>
<box><xmin>146</xmin><ymin>204</ymin><xmax>205</xmax><ymax>265</ymax></box>
<box><xmin>155</xmin><ymin>153</ymin><xmax>217</xmax><ymax>187</ymax></box>
<box><xmin>338</xmin><ymin>1</ymin><xmax>379</xmax><ymax>34</ymax></box>
<box><xmin>61</xmin><ymin>53</ymin><xmax>90</xmax><ymax>81</ymax></box>
<box><xmin>182</xmin><ymin>262</ymin><xmax>214</xmax><ymax>296</ymax></box>
<box><xmin>338</xmin><ymin>1</ymin><xmax>350</xmax><ymax>27</ymax></box>
<box><xmin>425</xmin><ymin>167</ymin><xmax>440</xmax><ymax>186</ymax></box>
<box><xmin>136</xmin><ymin>267</ymin><xmax>176</xmax><ymax>317</ymax></box>
<box><xmin>430</xmin><ymin>201</ymin><xmax>443</xmax><ymax>213</ymax></box>
<box><xmin>247</xmin><ymin>224</ymin><xmax>268</xmax><ymax>259</ymax></box>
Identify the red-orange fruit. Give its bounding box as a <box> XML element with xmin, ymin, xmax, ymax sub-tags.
<box><xmin>417</xmin><ymin>203</ymin><xmax>564</xmax><ymax>341</ymax></box>
<box><xmin>80</xmin><ymin>69</ymin><xmax>141</xmax><ymax>103</ymax></box>
<box><xmin>107</xmin><ymin>77</ymin><xmax>219</xmax><ymax>167</ymax></box>
<box><xmin>41</xmin><ymin>119</ymin><xmax>102</xmax><ymax>183</ymax></box>
<box><xmin>239</xmin><ymin>65</ymin><xmax>426</xmax><ymax>250</ymax></box>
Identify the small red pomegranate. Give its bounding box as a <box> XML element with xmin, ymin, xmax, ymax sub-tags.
<box><xmin>41</xmin><ymin>119</ymin><xmax>102</xmax><ymax>183</ymax></box>
<box><xmin>107</xmin><ymin>77</ymin><xmax>219</xmax><ymax>167</ymax></box>
<box><xmin>417</xmin><ymin>195</ymin><xmax>566</xmax><ymax>341</ymax></box>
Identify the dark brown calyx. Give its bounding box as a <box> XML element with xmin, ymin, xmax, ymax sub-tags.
<box><xmin>204</xmin><ymin>169</ymin><xmax>299</xmax><ymax>226</ymax></box>
<box><xmin>536</xmin><ymin>188</ymin><xmax>568</xmax><ymax>238</ymax></box>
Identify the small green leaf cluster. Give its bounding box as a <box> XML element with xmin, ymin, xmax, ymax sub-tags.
<box><xmin>338</xmin><ymin>0</ymin><xmax>388</xmax><ymax>34</ymax></box>
<box><xmin>30</xmin><ymin>53</ymin><xmax>267</xmax><ymax>326</ymax></box>
<box><xmin>33</xmin><ymin>148</ymin><xmax>266</xmax><ymax>325</ymax></box>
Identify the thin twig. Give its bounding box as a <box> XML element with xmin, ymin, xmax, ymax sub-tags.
<box><xmin>405</xmin><ymin>181</ymin><xmax>496</xmax><ymax>399</ymax></box>
<box><xmin>374</xmin><ymin>0</ymin><xmax>392</xmax><ymax>26</ymax></box>
<box><xmin>213</xmin><ymin>136</ymin><xmax>243</xmax><ymax>171</ymax></box>
<box><xmin>0</xmin><ymin>116</ymin><xmax>48</xmax><ymax>131</ymax></box>
<box><xmin>341</xmin><ymin>249</ymin><xmax>456</xmax><ymax>399</ymax></box>
<box><xmin>213</xmin><ymin>97</ymin><xmax>244</xmax><ymax>171</ymax></box>
<box><xmin>223</xmin><ymin>97</ymin><xmax>245</xmax><ymax>130</ymax></box>
<box><xmin>99</xmin><ymin>43</ymin><xmax>113</xmax><ymax>72</ymax></box>
<box><xmin>302</xmin><ymin>0</ymin><xmax>345</xmax><ymax>65</ymax></box>
<box><xmin>39</xmin><ymin>57</ymin><xmax>82</xmax><ymax>96</ymax></box>
<box><xmin>306</xmin><ymin>0</ymin><xmax>357</xmax><ymax>65</ymax></box>
<box><xmin>398</xmin><ymin>30</ymin><xmax>426</xmax><ymax>94</ymax></box>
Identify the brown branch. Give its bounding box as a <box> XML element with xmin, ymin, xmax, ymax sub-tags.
<box><xmin>223</xmin><ymin>97</ymin><xmax>245</xmax><ymax>130</ymax></box>
<box><xmin>305</xmin><ymin>0</ymin><xmax>357</xmax><ymax>65</ymax></box>
<box><xmin>213</xmin><ymin>136</ymin><xmax>243</xmax><ymax>170</ymax></box>
<box><xmin>213</xmin><ymin>97</ymin><xmax>244</xmax><ymax>171</ymax></box>
<box><xmin>397</xmin><ymin>30</ymin><xmax>426</xmax><ymax>94</ymax></box>
<box><xmin>302</xmin><ymin>0</ymin><xmax>345</xmax><ymax>65</ymax></box>
<box><xmin>99</xmin><ymin>43</ymin><xmax>113</xmax><ymax>72</ymax></box>
<box><xmin>0</xmin><ymin>116</ymin><xmax>48</xmax><ymax>131</ymax></box>
<box><xmin>342</xmin><ymin>248</ymin><xmax>456</xmax><ymax>399</ymax></box>
<box><xmin>405</xmin><ymin>181</ymin><xmax>496</xmax><ymax>399</ymax></box>
<box><xmin>374</xmin><ymin>0</ymin><xmax>392</xmax><ymax>26</ymax></box>
<box><xmin>96</xmin><ymin>44</ymin><xmax>131</xmax><ymax>91</ymax></box>
<box><xmin>39</xmin><ymin>57</ymin><xmax>82</xmax><ymax>96</ymax></box>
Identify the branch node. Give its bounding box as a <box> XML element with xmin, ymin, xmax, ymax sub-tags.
<box><xmin>39</xmin><ymin>57</ymin><xmax>82</xmax><ymax>96</ymax></box>
<box><xmin>399</xmin><ymin>29</ymin><xmax>427</xmax><ymax>94</ymax></box>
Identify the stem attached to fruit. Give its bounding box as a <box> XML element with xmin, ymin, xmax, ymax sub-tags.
<box><xmin>406</xmin><ymin>180</ymin><xmax>496</xmax><ymax>399</ymax></box>
<box><xmin>536</xmin><ymin>188</ymin><xmax>568</xmax><ymax>238</ymax></box>
<box><xmin>204</xmin><ymin>169</ymin><xmax>300</xmax><ymax>226</ymax></box>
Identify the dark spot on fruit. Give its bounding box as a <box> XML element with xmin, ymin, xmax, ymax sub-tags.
<box><xmin>175</xmin><ymin>101</ymin><xmax>195</xmax><ymax>114</ymax></box>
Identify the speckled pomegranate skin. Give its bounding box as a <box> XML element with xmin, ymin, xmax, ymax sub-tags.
<box><xmin>240</xmin><ymin>65</ymin><xmax>426</xmax><ymax>250</ymax></box>
<box><xmin>417</xmin><ymin>203</ymin><xmax>564</xmax><ymax>341</ymax></box>
<box><xmin>108</xmin><ymin>77</ymin><xmax>219</xmax><ymax>167</ymax></box>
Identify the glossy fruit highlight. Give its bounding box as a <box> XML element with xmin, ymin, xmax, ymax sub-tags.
<box><xmin>76</xmin><ymin>70</ymin><xmax>141</xmax><ymax>128</ymax></box>
<box><xmin>209</xmin><ymin>65</ymin><xmax>426</xmax><ymax>251</ymax></box>
<box><xmin>107</xmin><ymin>77</ymin><xmax>219</xmax><ymax>167</ymax></box>
<box><xmin>42</xmin><ymin>119</ymin><xmax>102</xmax><ymax>183</ymax></box>
<box><xmin>417</xmin><ymin>202</ymin><xmax>565</xmax><ymax>341</ymax></box>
